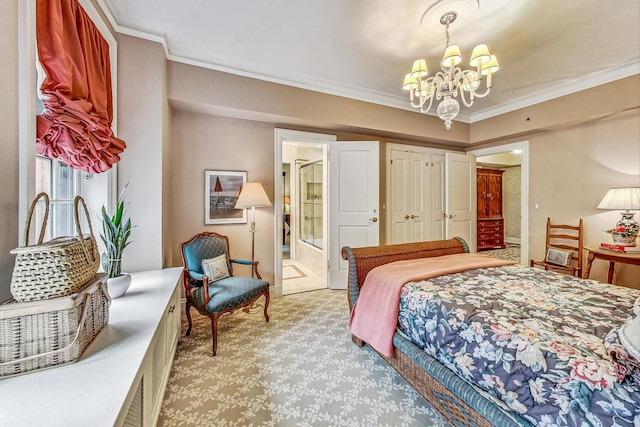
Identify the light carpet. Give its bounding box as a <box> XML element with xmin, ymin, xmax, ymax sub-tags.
<box><xmin>158</xmin><ymin>289</ymin><xmax>450</xmax><ymax>427</ymax></box>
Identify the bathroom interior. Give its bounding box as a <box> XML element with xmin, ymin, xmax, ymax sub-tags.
<box><xmin>282</xmin><ymin>142</ymin><xmax>327</xmax><ymax>295</ymax></box>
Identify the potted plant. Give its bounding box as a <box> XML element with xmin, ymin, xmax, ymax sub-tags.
<box><xmin>100</xmin><ymin>189</ymin><xmax>133</xmax><ymax>298</ymax></box>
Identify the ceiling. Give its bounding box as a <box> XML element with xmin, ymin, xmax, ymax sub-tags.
<box><xmin>98</xmin><ymin>0</ymin><xmax>640</xmax><ymax>124</ymax></box>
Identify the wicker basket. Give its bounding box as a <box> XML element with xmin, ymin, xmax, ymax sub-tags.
<box><xmin>0</xmin><ymin>274</ymin><xmax>110</xmax><ymax>378</ymax></box>
<box><xmin>10</xmin><ymin>193</ymin><xmax>100</xmax><ymax>302</ymax></box>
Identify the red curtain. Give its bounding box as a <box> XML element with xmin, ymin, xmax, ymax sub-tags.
<box><xmin>36</xmin><ymin>0</ymin><xmax>126</xmax><ymax>173</ymax></box>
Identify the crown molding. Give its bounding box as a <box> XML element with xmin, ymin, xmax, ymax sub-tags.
<box><xmin>94</xmin><ymin>2</ymin><xmax>639</xmax><ymax>126</ymax></box>
<box><xmin>468</xmin><ymin>60</ymin><xmax>640</xmax><ymax>122</ymax></box>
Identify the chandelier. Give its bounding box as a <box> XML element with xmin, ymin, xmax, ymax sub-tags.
<box><xmin>402</xmin><ymin>11</ymin><xmax>499</xmax><ymax>129</ymax></box>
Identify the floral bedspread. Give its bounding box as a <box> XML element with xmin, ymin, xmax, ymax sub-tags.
<box><xmin>397</xmin><ymin>265</ymin><xmax>640</xmax><ymax>427</ymax></box>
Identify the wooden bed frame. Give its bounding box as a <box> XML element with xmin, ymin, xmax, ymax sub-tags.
<box><xmin>341</xmin><ymin>238</ymin><xmax>529</xmax><ymax>427</ymax></box>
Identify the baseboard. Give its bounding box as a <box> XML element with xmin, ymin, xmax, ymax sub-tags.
<box><xmin>504</xmin><ymin>237</ymin><xmax>521</xmax><ymax>245</ymax></box>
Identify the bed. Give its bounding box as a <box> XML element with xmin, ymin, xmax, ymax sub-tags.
<box><xmin>341</xmin><ymin>238</ymin><xmax>640</xmax><ymax>427</ymax></box>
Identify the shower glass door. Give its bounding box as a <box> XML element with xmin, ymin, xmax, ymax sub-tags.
<box><xmin>299</xmin><ymin>160</ymin><xmax>323</xmax><ymax>249</ymax></box>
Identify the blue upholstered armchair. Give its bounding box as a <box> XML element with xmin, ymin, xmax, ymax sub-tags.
<box><xmin>180</xmin><ymin>232</ymin><xmax>270</xmax><ymax>356</ymax></box>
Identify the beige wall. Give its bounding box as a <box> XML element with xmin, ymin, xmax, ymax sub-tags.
<box><xmin>168</xmin><ymin>62</ymin><xmax>470</xmax><ymax>146</ymax></box>
<box><xmin>170</xmin><ymin>111</ymin><xmax>276</xmax><ymax>281</ymax></box>
<box><xmin>117</xmin><ymin>34</ymin><xmax>168</xmax><ymax>272</ymax></box>
<box><xmin>526</xmin><ymin>112</ymin><xmax>639</xmax><ymax>288</ymax></box>
<box><xmin>0</xmin><ymin>0</ymin><xmax>19</xmax><ymax>302</ymax></box>
<box><xmin>471</xmin><ymin>76</ymin><xmax>640</xmax><ymax>144</ymax></box>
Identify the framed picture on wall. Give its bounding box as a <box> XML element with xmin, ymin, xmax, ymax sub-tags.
<box><xmin>204</xmin><ymin>170</ymin><xmax>247</xmax><ymax>224</ymax></box>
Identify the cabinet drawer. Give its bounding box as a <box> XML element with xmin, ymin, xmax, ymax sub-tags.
<box><xmin>478</xmin><ymin>219</ymin><xmax>503</xmax><ymax>227</ymax></box>
<box><xmin>478</xmin><ymin>225</ymin><xmax>502</xmax><ymax>233</ymax></box>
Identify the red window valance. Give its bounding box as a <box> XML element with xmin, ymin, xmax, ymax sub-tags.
<box><xmin>36</xmin><ymin>0</ymin><xmax>126</xmax><ymax>173</ymax></box>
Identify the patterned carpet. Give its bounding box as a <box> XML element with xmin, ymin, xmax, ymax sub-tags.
<box><xmin>481</xmin><ymin>246</ymin><xmax>521</xmax><ymax>263</ymax></box>
<box><xmin>158</xmin><ymin>289</ymin><xmax>449</xmax><ymax>427</ymax></box>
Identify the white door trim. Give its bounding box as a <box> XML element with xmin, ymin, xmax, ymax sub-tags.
<box><xmin>273</xmin><ymin>129</ymin><xmax>336</xmax><ymax>298</ymax></box>
<box><xmin>467</xmin><ymin>141</ymin><xmax>529</xmax><ymax>265</ymax></box>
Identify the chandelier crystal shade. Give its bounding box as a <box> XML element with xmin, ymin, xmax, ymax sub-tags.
<box><xmin>403</xmin><ymin>11</ymin><xmax>499</xmax><ymax>129</ymax></box>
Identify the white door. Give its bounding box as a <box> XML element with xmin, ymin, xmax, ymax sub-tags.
<box><xmin>445</xmin><ymin>152</ymin><xmax>476</xmax><ymax>251</ymax></box>
<box><xmin>430</xmin><ymin>153</ymin><xmax>446</xmax><ymax>240</ymax></box>
<box><xmin>329</xmin><ymin>141</ymin><xmax>379</xmax><ymax>289</ymax></box>
<box><xmin>389</xmin><ymin>149</ymin><xmax>427</xmax><ymax>244</ymax></box>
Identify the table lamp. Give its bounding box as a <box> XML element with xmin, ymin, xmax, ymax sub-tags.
<box><xmin>597</xmin><ymin>187</ymin><xmax>640</xmax><ymax>246</ymax></box>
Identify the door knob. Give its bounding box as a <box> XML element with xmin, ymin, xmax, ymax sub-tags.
<box><xmin>405</xmin><ymin>215</ymin><xmax>410</xmax><ymax>220</ymax></box>
<box><xmin>370</xmin><ymin>217</ymin><xmax>378</xmax><ymax>222</ymax></box>
<box><xmin>411</xmin><ymin>215</ymin><xmax>419</xmax><ymax>219</ymax></box>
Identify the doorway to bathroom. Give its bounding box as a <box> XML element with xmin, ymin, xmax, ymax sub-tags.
<box><xmin>281</xmin><ymin>141</ymin><xmax>328</xmax><ymax>295</ymax></box>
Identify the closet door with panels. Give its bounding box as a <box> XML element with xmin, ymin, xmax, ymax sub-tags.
<box><xmin>389</xmin><ymin>149</ymin><xmax>428</xmax><ymax>244</ymax></box>
<box><xmin>387</xmin><ymin>144</ymin><xmax>456</xmax><ymax>245</ymax></box>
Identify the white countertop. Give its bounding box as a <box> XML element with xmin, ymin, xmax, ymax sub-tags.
<box><xmin>0</xmin><ymin>267</ymin><xmax>183</xmax><ymax>427</ymax></box>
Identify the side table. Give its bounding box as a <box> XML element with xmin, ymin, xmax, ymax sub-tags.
<box><xmin>583</xmin><ymin>245</ymin><xmax>640</xmax><ymax>284</ymax></box>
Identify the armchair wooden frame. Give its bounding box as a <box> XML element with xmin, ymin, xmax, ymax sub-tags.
<box><xmin>180</xmin><ymin>232</ymin><xmax>270</xmax><ymax>356</ymax></box>
<box><xmin>530</xmin><ymin>218</ymin><xmax>584</xmax><ymax>277</ymax></box>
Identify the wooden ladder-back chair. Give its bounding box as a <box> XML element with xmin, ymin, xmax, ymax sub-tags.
<box><xmin>530</xmin><ymin>218</ymin><xmax>584</xmax><ymax>277</ymax></box>
<box><xmin>180</xmin><ymin>232</ymin><xmax>270</xmax><ymax>356</ymax></box>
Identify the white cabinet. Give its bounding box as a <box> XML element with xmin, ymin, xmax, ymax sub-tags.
<box><xmin>145</xmin><ymin>284</ymin><xmax>181</xmax><ymax>425</ymax></box>
<box><xmin>0</xmin><ymin>268</ymin><xmax>183</xmax><ymax>427</ymax></box>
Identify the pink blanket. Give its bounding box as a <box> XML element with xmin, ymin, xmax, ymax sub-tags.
<box><xmin>348</xmin><ymin>253</ymin><xmax>516</xmax><ymax>357</ymax></box>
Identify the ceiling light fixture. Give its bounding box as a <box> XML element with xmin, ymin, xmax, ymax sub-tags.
<box><xmin>403</xmin><ymin>10</ymin><xmax>499</xmax><ymax>129</ymax></box>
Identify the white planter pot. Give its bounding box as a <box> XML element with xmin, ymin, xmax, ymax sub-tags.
<box><xmin>107</xmin><ymin>273</ymin><xmax>132</xmax><ymax>298</ymax></box>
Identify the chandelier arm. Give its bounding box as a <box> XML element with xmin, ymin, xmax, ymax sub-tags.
<box><xmin>459</xmin><ymin>88</ymin><xmax>474</xmax><ymax>107</ymax></box>
<box><xmin>451</xmin><ymin>67</ymin><xmax>464</xmax><ymax>96</ymax></box>
<box><xmin>420</xmin><ymin>92</ymin><xmax>436</xmax><ymax>114</ymax></box>
<box><xmin>471</xmin><ymin>85</ymin><xmax>491</xmax><ymax>98</ymax></box>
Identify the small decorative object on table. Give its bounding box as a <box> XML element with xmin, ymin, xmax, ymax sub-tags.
<box><xmin>605</xmin><ymin>226</ymin><xmax>638</xmax><ymax>247</ymax></box>
<box><xmin>100</xmin><ymin>188</ymin><xmax>133</xmax><ymax>298</ymax></box>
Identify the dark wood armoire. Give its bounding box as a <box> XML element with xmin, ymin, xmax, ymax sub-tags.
<box><xmin>477</xmin><ymin>168</ymin><xmax>505</xmax><ymax>251</ymax></box>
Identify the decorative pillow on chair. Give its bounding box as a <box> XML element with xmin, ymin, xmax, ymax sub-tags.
<box><xmin>545</xmin><ymin>247</ymin><xmax>573</xmax><ymax>267</ymax></box>
<box><xmin>202</xmin><ymin>255</ymin><xmax>230</xmax><ymax>282</ymax></box>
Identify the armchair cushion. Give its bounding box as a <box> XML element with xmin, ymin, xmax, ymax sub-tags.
<box><xmin>202</xmin><ymin>254</ymin><xmax>230</xmax><ymax>282</ymax></box>
<box><xmin>191</xmin><ymin>276</ymin><xmax>269</xmax><ymax>313</ymax></box>
<box><xmin>183</xmin><ymin>234</ymin><xmax>231</xmax><ymax>274</ymax></box>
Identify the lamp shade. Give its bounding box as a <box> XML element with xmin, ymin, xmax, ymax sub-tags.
<box><xmin>235</xmin><ymin>182</ymin><xmax>272</xmax><ymax>209</ymax></box>
<box><xmin>469</xmin><ymin>44</ymin><xmax>491</xmax><ymax>68</ymax></box>
<box><xmin>481</xmin><ymin>55</ymin><xmax>500</xmax><ymax>75</ymax></box>
<box><xmin>597</xmin><ymin>187</ymin><xmax>640</xmax><ymax>211</ymax></box>
<box><xmin>441</xmin><ymin>45</ymin><xmax>462</xmax><ymax>69</ymax></box>
<box><xmin>410</xmin><ymin>59</ymin><xmax>428</xmax><ymax>78</ymax></box>
<box><xmin>402</xmin><ymin>74</ymin><xmax>418</xmax><ymax>91</ymax></box>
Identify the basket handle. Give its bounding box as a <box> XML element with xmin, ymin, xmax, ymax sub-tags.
<box><xmin>74</xmin><ymin>195</ymin><xmax>98</xmax><ymax>265</ymax></box>
<box><xmin>23</xmin><ymin>192</ymin><xmax>50</xmax><ymax>246</ymax></box>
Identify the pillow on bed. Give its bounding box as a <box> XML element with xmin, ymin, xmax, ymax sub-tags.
<box><xmin>202</xmin><ymin>254</ymin><xmax>229</xmax><ymax>282</ymax></box>
<box><xmin>545</xmin><ymin>247</ymin><xmax>573</xmax><ymax>266</ymax></box>
<box><xmin>605</xmin><ymin>304</ymin><xmax>640</xmax><ymax>386</ymax></box>
<box><xmin>621</xmin><ymin>315</ymin><xmax>640</xmax><ymax>360</ymax></box>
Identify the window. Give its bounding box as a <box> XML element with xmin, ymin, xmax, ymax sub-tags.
<box><xmin>34</xmin><ymin>155</ymin><xmax>86</xmax><ymax>240</ymax></box>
